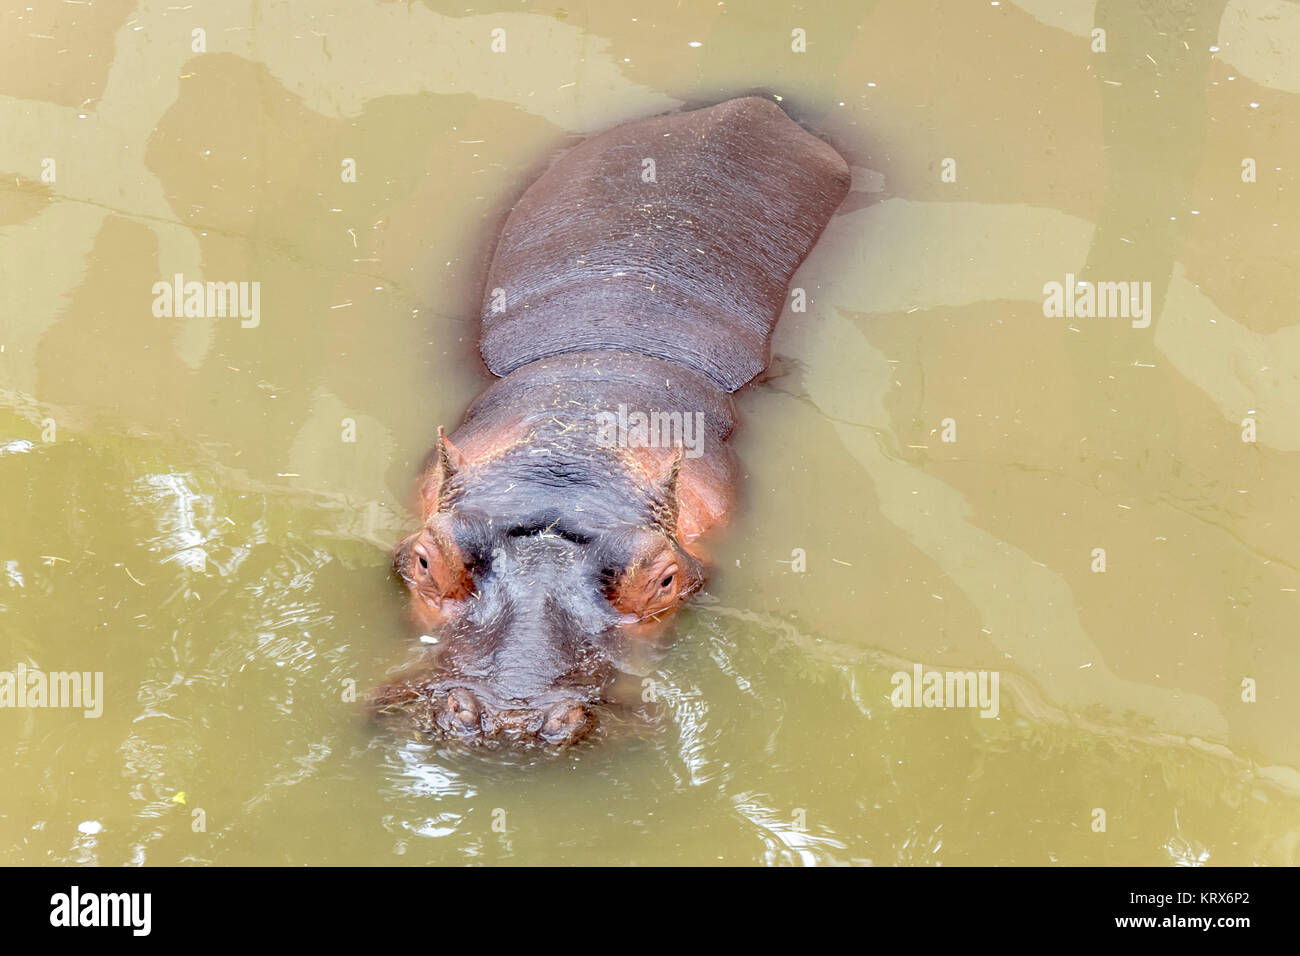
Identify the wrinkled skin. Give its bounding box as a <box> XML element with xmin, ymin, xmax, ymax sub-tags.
<box><xmin>369</xmin><ymin>97</ymin><xmax>850</xmax><ymax>747</ymax></box>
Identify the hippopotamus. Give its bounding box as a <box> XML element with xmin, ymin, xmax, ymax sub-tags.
<box><xmin>370</xmin><ymin>96</ymin><xmax>850</xmax><ymax>746</ymax></box>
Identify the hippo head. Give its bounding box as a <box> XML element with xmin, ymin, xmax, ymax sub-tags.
<box><xmin>376</xmin><ymin>427</ymin><xmax>702</xmax><ymax>748</ymax></box>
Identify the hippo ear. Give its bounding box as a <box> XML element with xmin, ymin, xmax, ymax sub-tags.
<box><xmin>435</xmin><ymin>426</ymin><xmax>467</xmax><ymax>509</ymax></box>
<box><xmin>437</xmin><ymin>426</ymin><xmax>467</xmax><ymax>474</ymax></box>
<box><xmin>652</xmin><ymin>445</ymin><xmax>684</xmax><ymax>538</ymax></box>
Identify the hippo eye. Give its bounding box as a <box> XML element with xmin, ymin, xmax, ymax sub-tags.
<box><xmin>607</xmin><ymin>547</ymin><xmax>691</xmax><ymax>620</ymax></box>
<box><xmin>397</xmin><ymin>526</ymin><xmax>472</xmax><ymax>608</ymax></box>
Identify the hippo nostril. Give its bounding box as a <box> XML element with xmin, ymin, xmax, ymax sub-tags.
<box><xmin>436</xmin><ymin>688</ymin><xmax>482</xmax><ymax>736</ymax></box>
<box><xmin>539</xmin><ymin>701</ymin><xmax>594</xmax><ymax>745</ymax></box>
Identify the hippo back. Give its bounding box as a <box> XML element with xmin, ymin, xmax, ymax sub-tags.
<box><xmin>479</xmin><ymin>97</ymin><xmax>851</xmax><ymax>393</ymax></box>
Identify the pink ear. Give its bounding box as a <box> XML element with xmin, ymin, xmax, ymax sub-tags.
<box><xmin>652</xmin><ymin>444</ymin><xmax>684</xmax><ymax>537</ymax></box>
<box><xmin>437</xmin><ymin>425</ymin><xmax>468</xmax><ymax>473</ymax></box>
<box><xmin>434</xmin><ymin>426</ymin><xmax>469</xmax><ymax>511</ymax></box>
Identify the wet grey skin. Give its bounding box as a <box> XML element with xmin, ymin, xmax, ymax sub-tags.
<box><xmin>371</xmin><ymin>96</ymin><xmax>851</xmax><ymax>748</ymax></box>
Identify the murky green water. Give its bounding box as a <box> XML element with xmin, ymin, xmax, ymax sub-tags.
<box><xmin>2</xmin><ymin>0</ymin><xmax>1298</xmax><ymax>865</ymax></box>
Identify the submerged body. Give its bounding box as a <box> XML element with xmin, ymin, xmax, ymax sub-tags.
<box><xmin>372</xmin><ymin>97</ymin><xmax>850</xmax><ymax>746</ymax></box>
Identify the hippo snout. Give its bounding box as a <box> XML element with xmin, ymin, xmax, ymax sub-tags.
<box><xmin>431</xmin><ymin>687</ymin><xmax>595</xmax><ymax>747</ymax></box>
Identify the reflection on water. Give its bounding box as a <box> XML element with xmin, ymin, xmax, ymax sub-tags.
<box><xmin>2</xmin><ymin>0</ymin><xmax>1299</xmax><ymax>864</ymax></box>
